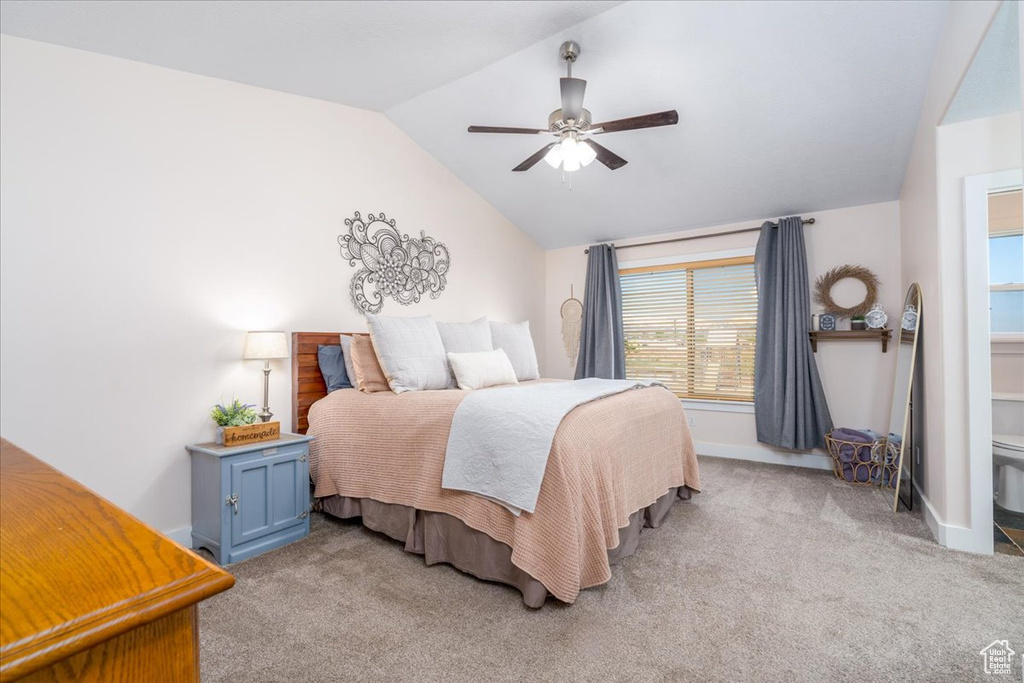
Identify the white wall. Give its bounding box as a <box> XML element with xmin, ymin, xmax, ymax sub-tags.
<box><xmin>0</xmin><ymin>36</ymin><xmax>545</xmax><ymax>537</ymax></box>
<box><xmin>898</xmin><ymin>0</ymin><xmax>1014</xmax><ymax>538</ymax></box>
<box><xmin>992</xmin><ymin>338</ymin><xmax>1024</xmax><ymax>396</ymax></box>
<box><xmin>933</xmin><ymin>112</ymin><xmax>1022</xmax><ymax>529</ymax></box>
<box><xmin>545</xmin><ymin>202</ymin><xmax>903</xmax><ymax>468</ymax></box>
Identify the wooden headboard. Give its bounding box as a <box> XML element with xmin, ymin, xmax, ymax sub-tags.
<box><xmin>291</xmin><ymin>332</ymin><xmax>357</xmax><ymax>435</ymax></box>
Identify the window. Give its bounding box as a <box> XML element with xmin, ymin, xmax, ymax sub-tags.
<box><xmin>620</xmin><ymin>255</ymin><xmax>756</xmax><ymax>402</ymax></box>
<box><xmin>989</xmin><ymin>190</ymin><xmax>1023</xmax><ymax>334</ymax></box>
<box><xmin>990</xmin><ymin>233</ymin><xmax>1023</xmax><ymax>332</ymax></box>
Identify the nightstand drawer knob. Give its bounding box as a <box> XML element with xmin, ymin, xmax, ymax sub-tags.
<box><xmin>226</xmin><ymin>493</ymin><xmax>239</xmax><ymax>515</ymax></box>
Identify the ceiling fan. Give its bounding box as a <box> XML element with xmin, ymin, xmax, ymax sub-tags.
<box><xmin>468</xmin><ymin>41</ymin><xmax>678</xmax><ymax>173</ymax></box>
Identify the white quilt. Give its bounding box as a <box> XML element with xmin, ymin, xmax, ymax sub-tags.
<box><xmin>441</xmin><ymin>378</ymin><xmax>664</xmax><ymax>515</ymax></box>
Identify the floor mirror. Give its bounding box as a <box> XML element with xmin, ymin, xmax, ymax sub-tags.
<box><xmin>884</xmin><ymin>283</ymin><xmax>922</xmax><ymax>512</ymax></box>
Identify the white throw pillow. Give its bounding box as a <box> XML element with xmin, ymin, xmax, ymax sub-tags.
<box><xmin>448</xmin><ymin>349</ymin><xmax>519</xmax><ymax>390</ymax></box>
<box><xmin>365</xmin><ymin>314</ymin><xmax>451</xmax><ymax>393</ymax></box>
<box><xmin>489</xmin><ymin>320</ymin><xmax>540</xmax><ymax>381</ymax></box>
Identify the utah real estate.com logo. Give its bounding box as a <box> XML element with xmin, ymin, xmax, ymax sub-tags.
<box><xmin>979</xmin><ymin>640</ymin><xmax>1016</xmax><ymax>676</ymax></box>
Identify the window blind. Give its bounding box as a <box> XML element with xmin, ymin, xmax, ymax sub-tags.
<box><xmin>620</xmin><ymin>256</ymin><xmax>757</xmax><ymax>401</ymax></box>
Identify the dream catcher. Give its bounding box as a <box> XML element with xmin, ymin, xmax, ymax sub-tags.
<box><xmin>560</xmin><ymin>285</ymin><xmax>583</xmax><ymax>366</ymax></box>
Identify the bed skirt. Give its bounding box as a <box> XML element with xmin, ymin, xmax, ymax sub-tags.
<box><xmin>318</xmin><ymin>486</ymin><xmax>692</xmax><ymax>608</ymax></box>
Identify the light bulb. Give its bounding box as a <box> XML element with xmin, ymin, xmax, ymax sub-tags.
<box><xmin>577</xmin><ymin>140</ymin><xmax>597</xmax><ymax>166</ymax></box>
<box><xmin>560</xmin><ymin>137</ymin><xmax>578</xmax><ymax>161</ymax></box>
<box><xmin>559</xmin><ymin>137</ymin><xmax>580</xmax><ymax>172</ymax></box>
<box><xmin>544</xmin><ymin>143</ymin><xmax>563</xmax><ymax>169</ymax></box>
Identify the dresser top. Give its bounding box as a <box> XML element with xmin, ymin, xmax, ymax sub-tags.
<box><xmin>186</xmin><ymin>432</ymin><xmax>313</xmax><ymax>457</ymax></box>
<box><xmin>0</xmin><ymin>439</ymin><xmax>235</xmax><ymax>680</ymax></box>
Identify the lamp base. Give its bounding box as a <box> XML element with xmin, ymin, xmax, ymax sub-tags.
<box><xmin>260</xmin><ymin>362</ymin><xmax>273</xmax><ymax>423</ymax></box>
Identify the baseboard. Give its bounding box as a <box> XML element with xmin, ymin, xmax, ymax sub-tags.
<box><xmin>695</xmin><ymin>441</ymin><xmax>832</xmax><ymax>471</ymax></box>
<box><xmin>919</xmin><ymin>488</ymin><xmax>943</xmax><ymax>544</ymax></box>
<box><xmin>165</xmin><ymin>526</ymin><xmax>194</xmax><ymax>548</ymax></box>
<box><xmin>917</xmin><ymin>490</ymin><xmax>992</xmax><ymax>554</ymax></box>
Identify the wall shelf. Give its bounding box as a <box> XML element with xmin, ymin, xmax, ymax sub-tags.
<box><xmin>809</xmin><ymin>329</ymin><xmax>892</xmax><ymax>353</ymax></box>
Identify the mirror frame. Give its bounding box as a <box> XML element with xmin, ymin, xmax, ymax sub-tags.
<box><xmin>889</xmin><ymin>283</ymin><xmax>922</xmax><ymax>513</ymax></box>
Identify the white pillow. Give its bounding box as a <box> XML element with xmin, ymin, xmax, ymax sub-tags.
<box><xmin>489</xmin><ymin>320</ymin><xmax>540</xmax><ymax>381</ymax></box>
<box><xmin>365</xmin><ymin>314</ymin><xmax>451</xmax><ymax>393</ymax></box>
<box><xmin>437</xmin><ymin>317</ymin><xmax>493</xmax><ymax>382</ymax></box>
<box><xmin>436</xmin><ymin>317</ymin><xmax>493</xmax><ymax>354</ymax></box>
<box><xmin>338</xmin><ymin>334</ymin><xmax>356</xmax><ymax>383</ymax></box>
<box><xmin>448</xmin><ymin>349</ymin><xmax>519</xmax><ymax>390</ymax></box>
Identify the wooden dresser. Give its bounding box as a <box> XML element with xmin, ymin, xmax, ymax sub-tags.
<box><xmin>0</xmin><ymin>439</ymin><xmax>234</xmax><ymax>682</ymax></box>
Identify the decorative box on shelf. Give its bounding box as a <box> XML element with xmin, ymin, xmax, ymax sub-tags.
<box><xmin>187</xmin><ymin>432</ymin><xmax>313</xmax><ymax>565</ymax></box>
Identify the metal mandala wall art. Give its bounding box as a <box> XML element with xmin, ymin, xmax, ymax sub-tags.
<box><xmin>338</xmin><ymin>211</ymin><xmax>451</xmax><ymax>314</ymax></box>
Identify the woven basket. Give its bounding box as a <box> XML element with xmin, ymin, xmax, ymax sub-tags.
<box><xmin>824</xmin><ymin>431</ymin><xmax>898</xmax><ymax>489</ymax></box>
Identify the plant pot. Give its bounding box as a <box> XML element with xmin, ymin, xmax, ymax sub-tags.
<box><xmin>851</xmin><ymin>320</ymin><xmax>866</xmax><ymax>331</ymax></box>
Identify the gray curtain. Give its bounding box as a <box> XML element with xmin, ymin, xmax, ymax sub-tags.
<box><xmin>754</xmin><ymin>217</ymin><xmax>833</xmax><ymax>449</ymax></box>
<box><xmin>575</xmin><ymin>244</ymin><xmax>626</xmax><ymax>379</ymax></box>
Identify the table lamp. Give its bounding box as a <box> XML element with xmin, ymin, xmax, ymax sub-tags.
<box><xmin>243</xmin><ymin>331</ymin><xmax>289</xmax><ymax>423</ymax></box>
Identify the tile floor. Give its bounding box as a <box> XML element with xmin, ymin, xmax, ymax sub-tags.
<box><xmin>993</xmin><ymin>503</ymin><xmax>1024</xmax><ymax>556</ymax></box>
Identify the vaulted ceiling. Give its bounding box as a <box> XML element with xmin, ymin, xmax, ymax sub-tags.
<box><xmin>945</xmin><ymin>0</ymin><xmax>1019</xmax><ymax>125</ymax></box>
<box><xmin>1</xmin><ymin>1</ymin><xmax>952</xmax><ymax>248</ymax></box>
<box><xmin>0</xmin><ymin>0</ymin><xmax>621</xmax><ymax>111</ymax></box>
<box><xmin>387</xmin><ymin>1</ymin><xmax>949</xmax><ymax>248</ymax></box>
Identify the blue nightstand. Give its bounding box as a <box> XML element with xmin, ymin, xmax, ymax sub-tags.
<box><xmin>187</xmin><ymin>433</ymin><xmax>314</xmax><ymax>565</ymax></box>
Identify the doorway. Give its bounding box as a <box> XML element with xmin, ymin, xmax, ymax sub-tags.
<box><xmin>964</xmin><ymin>170</ymin><xmax>1023</xmax><ymax>555</ymax></box>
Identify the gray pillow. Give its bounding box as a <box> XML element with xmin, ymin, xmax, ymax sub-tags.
<box><xmin>489</xmin><ymin>320</ymin><xmax>540</xmax><ymax>381</ymax></box>
<box><xmin>365</xmin><ymin>313</ymin><xmax>451</xmax><ymax>392</ymax></box>
<box><xmin>317</xmin><ymin>344</ymin><xmax>352</xmax><ymax>392</ymax></box>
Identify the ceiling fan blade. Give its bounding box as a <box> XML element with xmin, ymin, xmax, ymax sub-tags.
<box><xmin>513</xmin><ymin>143</ymin><xmax>558</xmax><ymax>172</ymax></box>
<box><xmin>560</xmin><ymin>78</ymin><xmax>587</xmax><ymax>121</ymax></box>
<box><xmin>582</xmin><ymin>139</ymin><xmax>628</xmax><ymax>170</ymax></box>
<box><xmin>591</xmin><ymin>110</ymin><xmax>679</xmax><ymax>134</ymax></box>
<box><xmin>468</xmin><ymin>125</ymin><xmax>550</xmax><ymax>135</ymax></box>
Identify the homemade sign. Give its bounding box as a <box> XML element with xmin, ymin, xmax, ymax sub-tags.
<box><xmin>221</xmin><ymin>421</ymin><xmax>281</xmax><ymax>447</ymax></box>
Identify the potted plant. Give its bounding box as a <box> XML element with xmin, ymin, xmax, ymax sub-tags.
<box><xmin>210</xmin><ymin>399</ymin><xmax>258</xmax><ymax>444</ymax></box>
<box><xmin>851</xmin><ymin>315</ymin><xmax>867</xmax><ymax>331</ymax></box>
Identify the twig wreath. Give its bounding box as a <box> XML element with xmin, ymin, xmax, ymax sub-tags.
<box><xmin>814</xmin><ymin>265</ymin><xmax>880</xmax><ymax>318</ymax></box>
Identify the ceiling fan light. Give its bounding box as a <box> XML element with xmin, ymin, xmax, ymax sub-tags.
<box><xmin>577</xmin><ymin>140</ymin><xmax>597</xmax><ymax>166</ymax></box>
<box><xmin>544</xmin><ymin>144</ymin><xmax>563</xmax><ymax>169</ymax></box>
<box><xmin>562</xmin><ymin>154</ymin><xmax>581</xmax><ymax>173</ymax></box>
<box><xmin>560</xmin><ymin>137</ymin><xmax>578</xmax><ymax>158</ymax></box>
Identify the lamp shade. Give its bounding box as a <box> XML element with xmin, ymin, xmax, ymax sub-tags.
<box><xmin>243</xmin><ymin>331</ymin><xmax>288</xmax><ymax>359</ymax></box>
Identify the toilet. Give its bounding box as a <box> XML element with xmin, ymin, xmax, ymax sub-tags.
<box><xmin>993</xmin><ymin>395</ymin><xmax>1024</xmax><ymax>514</ymax></box>
<box><xmin>994</xmin><ymin>435</ymin><xmax>1024</xmax><ymax>513</ymax></box>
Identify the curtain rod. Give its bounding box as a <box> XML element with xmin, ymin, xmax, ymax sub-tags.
<box><xmin>583</xmin><ymin>217</ymin><xmax>816</xmax><ymax>254</ymax></box>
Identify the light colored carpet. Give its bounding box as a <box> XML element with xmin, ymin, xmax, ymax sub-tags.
<box><xmin>198</xmin><ymin>457</ymin><xmax>1023</xmax><ymax>682</ymax></box>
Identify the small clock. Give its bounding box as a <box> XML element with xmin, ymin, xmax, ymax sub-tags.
<box><xmin>865</xmin><ymin>303</ymin><xmax>888</xmax><ymax>329</ymax></box>
<box><xmin>819</xmin><ymin>313</ymin><xmax>837</xmax><ymax>331</ymax></box>
<box><xmin>901</xmin><ymin>304</ymin><xmax>918</xmax><ymax>331</ymax></box>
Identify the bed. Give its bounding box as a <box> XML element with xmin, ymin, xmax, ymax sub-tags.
<box><xmin>292</xmin><ymin>332</ymin><xmax>701</xmax><ymax>607</ymax></box>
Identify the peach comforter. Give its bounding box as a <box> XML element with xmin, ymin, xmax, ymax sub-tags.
<box><xmin>306</xmin><ymin>380</ymin><xmax>700</xmax><ymax>603</ymax></box>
